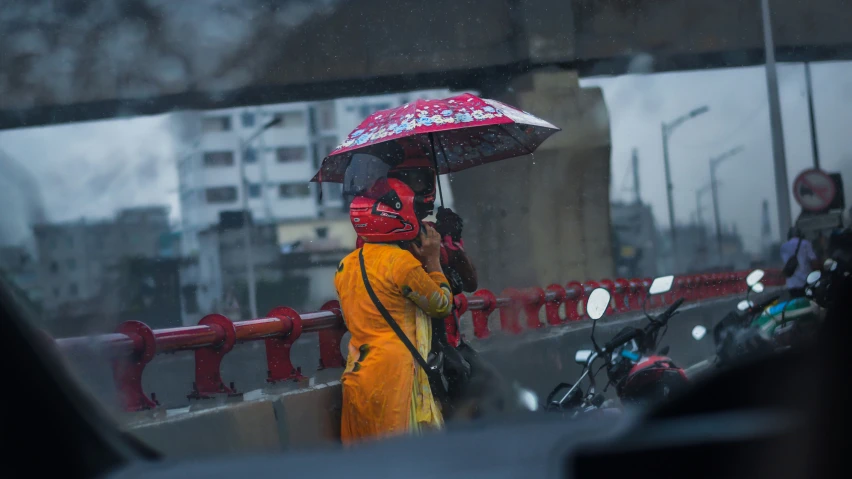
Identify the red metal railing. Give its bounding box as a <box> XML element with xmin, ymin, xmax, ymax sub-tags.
<box><xmin>54</xmin><ymin>269</ymin><xmax>783</xmax><ymax>412</ymax></box>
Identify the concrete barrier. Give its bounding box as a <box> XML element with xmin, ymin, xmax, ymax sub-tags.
<box><xmin>271</xmin><ymin>381</ymin><xmax>343</xmax><ymax>450</ymax></box>
<box><xmin>130</xmin><ymin>400</ymin><xmax>282</xmax><ymax>458</ymax></box>
<box><xmin>129</xmin><ymin>379</ymin><xmax>345</xmax><ymax>458</ymax></box>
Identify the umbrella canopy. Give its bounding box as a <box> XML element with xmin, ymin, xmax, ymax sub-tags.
<box><xmin>311</xmin><ymin>93</ymin><xmax>560</xmax><ymax>183</ymax></box>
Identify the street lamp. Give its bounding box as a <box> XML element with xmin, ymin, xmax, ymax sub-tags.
<box><xmin>695</xmin><ymin>182</ymin><xmax>714</xmax><ymax>227</ymax></box>
<box><xmin>709</xmin><ymin>145</ymin><xmax>744</xmax><ymax>263</ymax></box>
<box><xmin>661</xmin><ymin>105</ymin><xmax>709</xmax><ymax>273</ymax></box>
<box><xmin>239</xmin><ymin>116</ymin><xmax>282</xmax><ymax>320</ymax></box>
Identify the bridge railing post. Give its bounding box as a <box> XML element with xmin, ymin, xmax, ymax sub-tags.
<box><xmin>544</xmin><ymin>284</ymin><xmax>567</xmax><ymax>325</ymax></box>
<box><xmin>471</xmin><ymin>289</ymin><xmax>497</xmax><ymax>338</ymax></box>
<box><xmin>188</xmin><ymin>314</ymin><xmax>238</xmax><ymax>400</ymax></box>
<box><xmin>520</xmin><ymin>287</ymin><xmax>545</xmax><ymax>330</ymax></box>
<box><xmin>613</xmin><ymin>279</ymin><xmax>630</xmax><ymax>312</ymax></box>
<box><xmin>564</xmin><ymin>281</ymin><xmax>584</xmax><ymax>321</ymax></box>
<box><xmin>112</xmin><ymin>320</ymin><xmax>158</xmax><ymax>411</ymax></box>
<box><xmin>317</xmin><ymin>301</ymin><xmax>346</xmax><ymax>370</ymax></box>
<box><xmin>264</xmin><ymin>307</ymin><xmax>305</xmax><ymax>383</ymax></box>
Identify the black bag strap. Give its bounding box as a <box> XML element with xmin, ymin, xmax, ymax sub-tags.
<box><xmin>794</xmin><ymin>238</ymin><xmax>802</xmax><ymax>256</ymax></box>
<box><xmin>358</xmin><ymin>248</ymin><xmax>435</xmax><ymax>373</ymax></box>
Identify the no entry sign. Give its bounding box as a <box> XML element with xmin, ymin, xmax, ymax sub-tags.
<box><xmin>793</xmin><ymin>168</ymin><xmax>837</xmax><ymax>212</ymax></box>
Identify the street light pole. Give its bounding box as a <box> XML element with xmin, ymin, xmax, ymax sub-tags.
<box><xmin>661</xmin><ymin>105</ymin><xmax>709</xmax><ymax>273</ymax></box>
<box><xmin>239</xmin><ymin>116</ymin><xmax>281</xmax><ymax>320</ymax></box>
<box><xmin>695</xmin><ymin>183</ymin><xmax>714</xmax><ymax>227</ymax></box>
<box><xmin>709</xmin><ymin>146</ymin><xmax>744</xmax><ymax>262</ymax></box>
<box><xmin>804</xmin><ymin>62</ymin><xmax>821</xmax><ymax>170</ymax></box>
<box><xmin>761</xmin><ymin>0</ymin><xmax>793</xmax><ymax>242</ymax></box>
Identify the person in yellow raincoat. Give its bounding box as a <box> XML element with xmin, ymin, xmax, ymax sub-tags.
<box><xmin>335</xmin><ymin>177</ymin><xmax>453</xmax><ymax>444</ymax></box>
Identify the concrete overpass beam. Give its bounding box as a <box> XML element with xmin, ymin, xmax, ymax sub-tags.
<box><xmin>452</xmin><ymin>70</ymin><xmax>613</xmax><ymax>290</ymax></box>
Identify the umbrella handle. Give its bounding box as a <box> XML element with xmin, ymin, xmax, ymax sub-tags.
<box><xmin>428</xmin><ymin>132</ymin><xmax>445</xmax><ymax>207</ymax></box>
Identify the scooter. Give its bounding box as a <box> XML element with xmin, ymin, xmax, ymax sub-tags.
<box><xmin>693</xmin><ymin>268</ymin><xmax>823</xmax><ymax>367</ymax></box>
<box><xmin>544</xmin><ymin>275</ymin><xmax>689</xmax><ymax>414</ymax></box>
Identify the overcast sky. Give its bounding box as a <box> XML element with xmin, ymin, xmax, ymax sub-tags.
<box><xmin>1</xmin><ymin>61</ymin><xmax>850</xmax><ymax>253</ymax></box>
<box><xmin>583</xmin><ymin>60</ymin><xmax>852</xmax><ymax>251</ymax></box>
<box><xmin>0</xmin><ymin>114</ymin><xmax>177</xmax><ymax>244</ymax></box>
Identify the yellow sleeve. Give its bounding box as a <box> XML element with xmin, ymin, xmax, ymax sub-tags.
<box><xmin>390</xmin><ymin>250</ymin><xmax>454</xmax><ymax>318</ymax></box>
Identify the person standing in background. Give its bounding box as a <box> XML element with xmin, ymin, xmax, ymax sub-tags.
<box><xmin>780</xmin><ymin>227</ymin><xmax>821</xmax><ymax>298</ymax></box>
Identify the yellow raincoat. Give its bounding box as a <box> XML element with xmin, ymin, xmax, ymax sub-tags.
<box><xmin>335</xmin><ymin>243</ymin><xmax>454</xmax><ymax>444</ymax></box>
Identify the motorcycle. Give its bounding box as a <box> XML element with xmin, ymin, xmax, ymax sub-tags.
<box><xmin>544</xmin><ymin>275</ymin><xmax>689</xmax><ymax>415</ymax></box>
<box><xmin>694</xmin><ymin>268</ymin><xmax>823</xmax><ymax>367</ymax></box>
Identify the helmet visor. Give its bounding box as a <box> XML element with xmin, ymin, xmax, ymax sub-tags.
<box><xmin>342</xmin><ymin>153</ymin><xmax>396</xmax><ymax>204</ymax></box>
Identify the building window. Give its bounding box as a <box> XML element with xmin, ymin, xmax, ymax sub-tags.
<box><xmin>53</xmin><ymin>287</ymin><xmax>60</xmax><ymax>299</ymax></box>
<box><xmin>271</xmin><ymin>111</ymin><xmax>305</xmax><ymax>128</ymax></box>
<box><xmin>321</xmin><ymin>182</ymin><xmax>343</xmax><ymax>200</ymax></box>
<box><xmin>202</xmin><ymin>116</ymin><xmax>231</xmax><ymax>132</ymax></box>
<box><xmin>279</xmin><ymin>183</ymin><xmax>311</xmax><ymax>198</ymax></box>
<box><xmin>241</xmin><ymin>112</ymin><xmax>255</xmax><ymax>128</ymax></box>
<box><xmin>247</xmin><ymin>183</ymin><xmax>262</xmax><ymax>199</ymax></box>
<box><xmin>69</xmin><ymin>283</ymin><xmax>78</xmax><ymax>296</ymax></box>
<box><xmin>66</xmin><ymin>258</ymin><xmax>76</xmax><ymax>271</ymax></box>
<box><xmin>243</xmin><ymin>148</ymin><xmax>257</xmax><ymax>164</ymax></box>
<box><xmin>205</xmin><ymin>186</ymin><xmax>238</xmax><ymax>204</ymax></box>
<box><xmin>317</xmin><ymin>103</ymin><xmax>336</xmax><ymax>130</ymax></box>
<box><xmin>316</xmin><ymin>227</ymin><xmax>329</xmax><ymax>238</ymax></box>
<box><xmin>49</xmin><ymin>261</ymin><xmax>59</xmax><ymax>274</ymax></box>
<box><xmin>203</xmin><ymin>151</ymin><xmax>235</xmax><ymax>167</ymax></box>
<box><xmin>276</xmin><ymin>147</ymin><xmax>307</xmax><ymax>163</ymax></box>
<box><xmin>314</xmin><ymin>138</ymin><xmax>338</xmax><ymax>169</ymax></box>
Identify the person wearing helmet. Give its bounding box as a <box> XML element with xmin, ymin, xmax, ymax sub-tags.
<box><xmin>344</xmin><ymin>143</ymin><xmax>483</xmax><ymax>418</ymax></box>
<box><xmin>335</xmin><ymin>177</ymin><xmax>454</xmax><ymax>444</ymax></box>
<box><xmin>350</xmin><ymin>140</ymin><xmax>478</xmax><ymax>297</ymax></box>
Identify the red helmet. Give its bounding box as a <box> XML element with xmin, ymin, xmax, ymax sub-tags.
<box><xmin>350</xmin><ymin>178</ymin><xmax>421</xmax><ymax>243</ymax></box>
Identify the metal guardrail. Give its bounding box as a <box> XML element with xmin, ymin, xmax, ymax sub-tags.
<box><xmin>54</xmin><ymin>269</ymin><xmax>783</xmax><ymax>411</ymax></box>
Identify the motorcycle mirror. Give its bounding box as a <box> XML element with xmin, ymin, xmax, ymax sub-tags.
<box><xmin>692</xmin><ymin>325</ymin><xmax>707</xmax><ymax>340</ymax></box>
<box><xmin>586</xmin><ymin>288</ymin><xmax>611</xmax><ymax>320</ymax></box>
<box><xmin>658</xmin><ymin>345</ymin><xmax>670</xmax><ymax>355</ymax></box>
<box><xmin>648</xmin><ymin>275</ymin><xmax>674</xmax><ymax>295</ymax></box>
<box><xmin>807</xmin><ymin>270</ymin><xmax>821</xmax><ymax>285</ymax></box>
<box><xmin>516</xmin><ymin>387</ymin><xmax>539</xmax><ymax>412</ymax></box>
<box><xmin>746</xmin><ymin>269</ymin><xmax>765</xmax><ymax>287</ymax></box>
<box><xmin>737</xmin><ymin>300</ymin><xmax>753</xmax><ymax>311</ymax></box>
<box><xmin>575</xmin><ymin>349</ymin><xmax>593</xmax><ymax>365</ymax></box>
<box><xmin>824</xmin><ymin>259</ymin><xmax>837</xmax><ymax>272</ymax></box>
<box><xmin>751</xmin><ymin>282</ymin><xmax>765</xmax><ymax>293</ymax></box>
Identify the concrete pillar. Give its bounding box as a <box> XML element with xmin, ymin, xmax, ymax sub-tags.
<box><xmin>452</xmin><ymin>70</ymin><xmax>613</xmax><ymax>290</ymax></box>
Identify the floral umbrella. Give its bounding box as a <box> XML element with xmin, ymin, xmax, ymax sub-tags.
<box><xmin>310</xmin><ymin>93</ymin><xmax>560</xmax><ymax>183</ymax></box>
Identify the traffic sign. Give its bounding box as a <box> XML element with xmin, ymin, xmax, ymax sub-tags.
<box><xmin>793</xmin><ymin>168</ymin><xmax>837</xmax><ymax>212</ymax></box>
